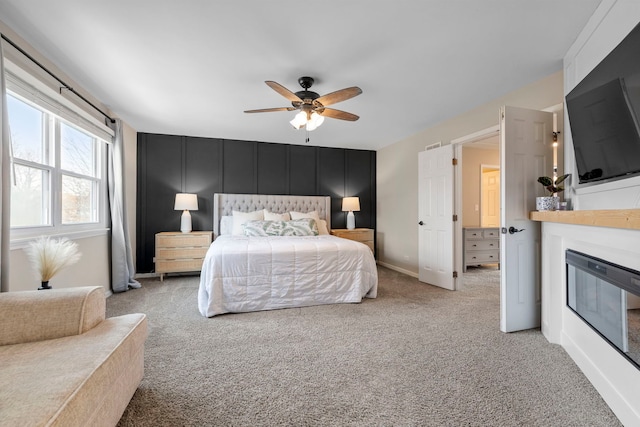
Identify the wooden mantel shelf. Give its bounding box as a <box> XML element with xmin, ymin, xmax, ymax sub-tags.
<box><xmin>530</xmin><ymin>209</ymin><xmax>640</xmax><ymax>230</ymax></box>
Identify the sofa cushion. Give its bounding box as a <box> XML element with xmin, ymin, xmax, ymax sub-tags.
<box><xmin>0</xmin><ymin>313</ymin><xmax>147</xmax><ymax>426</ymax></box>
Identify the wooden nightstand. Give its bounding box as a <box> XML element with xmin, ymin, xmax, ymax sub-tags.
<box><xmin>154</xmin><ymin>231</ymin><xmax>212</xmax><ymax>281</ymax></box>
<box><xmin>330</xmin><ymin>228</ymin><xmax>374</xmax><ymax>253</ymax></box>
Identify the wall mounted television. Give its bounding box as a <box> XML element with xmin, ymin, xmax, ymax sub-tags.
<box><xmin>565</xmin><ymin>21</ymin><xmax>640</xmax><ymax>184</ymax></box>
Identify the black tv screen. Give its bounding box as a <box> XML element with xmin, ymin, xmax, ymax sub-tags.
<box><xmin>565</xmin><ymin>21</ymin><xmax>640</xmax><ymax>184</ymax></box>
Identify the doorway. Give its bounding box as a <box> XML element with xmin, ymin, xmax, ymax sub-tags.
<box><xmin>418</xmin><ymin>107</ymin><xmax>557</xmax><ymax>332</ymax></box>
<box><xmin>453</xmin><ymin>126</ymin><xmax>501</xmax><ymax>285</ymax></box>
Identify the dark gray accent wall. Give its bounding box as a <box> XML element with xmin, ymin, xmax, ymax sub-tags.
<box><xmin>137</xmin><ymin>133</ymin><xmax>377</xmax><ymax>273</ymax></box>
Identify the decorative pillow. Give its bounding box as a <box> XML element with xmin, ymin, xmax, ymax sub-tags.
<box><xmin>290</xmin><ymin>211</ymin><xmax>329</xmax><ymax>235</ymax></box>
<box><xmin>220</xmin><ymin>216</ymin><xmax>234</xmax><ymax>235</ymax></box>
<box><xmin>263</xmin><ymin>209</ymin><xmax>291</xmax><ymax>221</ymax></box>
<box><xmin>317</xmin><ymin>219</ymin><xmax>329</xmax><ymax>235</ymax></box>
<box><xmin>243</xmin><ymin>218</ymin><xmax>319</xmax><ymax>237</ymax></box>
<box><xmin>232</xmin><ymin>210</ymin><xmax>264</xmax><ymax>235</ymax></box>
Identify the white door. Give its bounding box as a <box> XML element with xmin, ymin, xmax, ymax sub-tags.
<box><xmin>418</xmin><ymin>145</ymin><xmax>455</xmax><ymax>290</ymax></box>
<box><xmin>481</xmin><ymin>168</ymin><xmax>500</xmax><ymax>227</ymax></box>
<box><xmin>500</xmin><ymin>106</ymin><xmax>553</xmax><ymax>332</ymax></box>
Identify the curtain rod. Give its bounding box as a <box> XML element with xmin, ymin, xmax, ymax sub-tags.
<box><xmin>1</xmin><ymin>33</ymin><xmax>115</xmax><ymax>124</ymax></box>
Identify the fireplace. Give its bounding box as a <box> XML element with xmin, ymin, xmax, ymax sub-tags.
<box><xmin>566</xmin><ymin>249</ymin><xmax>640</xmax><ymax>369</ymax></box>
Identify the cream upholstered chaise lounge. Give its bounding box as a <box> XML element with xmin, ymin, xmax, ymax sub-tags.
<box><xmin>0</xmin><ymin>286</ymin><xmax>147</xmax><ymax>426</ymax></box>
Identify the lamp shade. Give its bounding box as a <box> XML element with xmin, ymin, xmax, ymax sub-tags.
<box><xmin>174</xmin><ymin>193</ymin><xmax>198</xmax><ymax>211</ymax></box>
<box><xmin>342</xmin><ymin>197</ymin><xmax>360</xmax><ymax>212</ymax></box>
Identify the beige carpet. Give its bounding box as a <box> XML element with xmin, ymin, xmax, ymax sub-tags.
<box><xmin>107</xmin><ymin>265</ymin><xmax>621</xmax><ymax>426</ymax></box>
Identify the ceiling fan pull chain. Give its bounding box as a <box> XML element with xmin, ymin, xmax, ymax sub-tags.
<box><xmin>305</xmin><ymin>129</ymin><xmax>310</xmax><ymax>143</ymax></box>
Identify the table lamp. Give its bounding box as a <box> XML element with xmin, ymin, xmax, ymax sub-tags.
<box><xmin>342</xmin><ymin>197</ymin><xmax>360</xmax><ymax>230</ymax></box>
<box><xmin>174</xmin><ymin>193</ymin><xmax>198</xmax><ymax>233</ymax></box>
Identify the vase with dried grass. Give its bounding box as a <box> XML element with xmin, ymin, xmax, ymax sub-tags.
<box><xmin>25</xmin><ymin>236</ymin><xmax>81</xmax><ymax>290</ymax></box>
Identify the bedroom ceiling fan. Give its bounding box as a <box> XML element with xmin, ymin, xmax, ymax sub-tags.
<box><xmin>244</xmin><ymin>76</ymin><xmax>362</xmax><ymax>131</ymax></box>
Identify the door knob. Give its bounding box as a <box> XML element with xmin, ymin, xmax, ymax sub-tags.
<box><xmin>508</xmin><ymin>226</ymin><xmax>525</xmax><ymax>234</ymax></box>
<box><xmin>418</xmin><ymin>221</ymin><xmax>424</xmax><ymax>226</ymax></box>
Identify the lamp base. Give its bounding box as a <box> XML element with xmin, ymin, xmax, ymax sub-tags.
<box><xmin>180</xmin><ymin>210</ymin><xmax>192</xmax><ymax>233</ymax></box>
<box><xmin>347</xmin><ymin>211</ymin><xmax>355</xmax><ymax>230</ymax></box>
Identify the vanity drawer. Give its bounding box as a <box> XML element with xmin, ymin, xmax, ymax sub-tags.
<box><xmin>465</xmin><ymin>239</ymin><xmax>499</xmax><ymax>251</ymax></box>
<box><xmin>465</xmin><ymin>250</ymin><xmax>500</xmax><ymax>264</ymax></box>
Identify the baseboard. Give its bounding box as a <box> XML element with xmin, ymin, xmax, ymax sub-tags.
<box><xmin>376</xmin><ymin>261</ymin><xmax>419</xmax><ymax>278</ymax></box>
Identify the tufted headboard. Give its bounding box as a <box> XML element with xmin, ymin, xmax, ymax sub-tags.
<box><xmin>213</xmin><ymin>193</ymin><xmax>332</xmax><ymax>237</ymax></box>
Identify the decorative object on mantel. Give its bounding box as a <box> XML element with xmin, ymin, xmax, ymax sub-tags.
<box><xmin>25</xmin><ymin>236</ymin><xmax>81</xmax><ymax>290</ymax></box>
<box><xmin>536</xmin><ymin>174</ymin><xmax>570</xmax><ymax>211</ymax></box>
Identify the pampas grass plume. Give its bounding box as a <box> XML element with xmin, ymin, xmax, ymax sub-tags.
<box><xmin>26</xmin><ymin>236</ymin><xmax>82</xmax><ymax>282</ymax></box>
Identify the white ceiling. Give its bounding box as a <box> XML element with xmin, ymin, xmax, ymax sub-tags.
<box><xmin>0</xmin><ymin>1</ymin><xmax>601</xmax><ymax>151</ymax></box>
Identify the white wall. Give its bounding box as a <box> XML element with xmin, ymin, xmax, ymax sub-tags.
<box><xmin>377</xmin><ymin>71</ymin><xmax>564</xmax><ymax>275</ymax></box>
<box><xmin>1</xmin><ymin>19</ymin><xmax>138</xmax><ymax>293</ymax></box>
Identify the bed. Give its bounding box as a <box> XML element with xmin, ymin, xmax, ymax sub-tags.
<box><xmin>197</xmin><ymin>193</ymin><xmax>378</xmax><ymax>317</ymax></box>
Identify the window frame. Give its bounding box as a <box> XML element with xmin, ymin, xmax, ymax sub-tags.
<box><xmin>5</xmin><ymin>65</ymin><xmax>112</xmax><ymax>247</ymax></box>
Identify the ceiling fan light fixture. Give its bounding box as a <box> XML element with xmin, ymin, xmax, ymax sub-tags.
<box><xmin>290</xmin><ymin>111</ymin><xmax>307</xmax><ymax>129</ymax></box>
<box><xmin>306</xmin><ymin>112</ymin><xmax>324</xmax><ymax>131</ymax></box>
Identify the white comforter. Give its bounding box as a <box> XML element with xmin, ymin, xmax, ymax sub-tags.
<box><xmin>198</xmin><ymin>235</ymin><xmax>378</xmax><ymax>317</ymax></box>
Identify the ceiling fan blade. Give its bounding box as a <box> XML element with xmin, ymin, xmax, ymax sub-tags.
<box><xmin>244</xmin><ymin>107</ymin><xmax>297</xmax><ymax>113</ymax></box>
<box><xmin>265</xmin><ymin>81</ymin><xmax>303</xmax><ymax>103</ymax></box>
<box><xmin>319</xmin><ymin>108</ymin><xmax>359</xmax><ymax>121</ymax></box>
<box><xmin>315</xmin><ymin>86</ymin><xmax>362</xmax><ymax>107</ymax></box>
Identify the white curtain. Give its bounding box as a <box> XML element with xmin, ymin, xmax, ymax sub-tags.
<box><xmin>0</xmin><ymin>39</ymin><xmax>11</xmax><ymax>292</ymax></box>
<box><xmin>108</xmin><ymin>119</ymin><xmax>140</xmax><ymax>292</ymax></box>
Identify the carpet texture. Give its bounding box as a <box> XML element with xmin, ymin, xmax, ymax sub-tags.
<box><xmin>107</xmin><ymin>265</ymin><xmax>622</xmax><ymax>426</ymax></box>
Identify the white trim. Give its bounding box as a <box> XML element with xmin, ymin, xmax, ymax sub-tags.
<box><xmin>451</xmin><ymin>125</ymin><xmax>499</xmax><ymax>146</ymax></box>
<box><xmin>4</xmin><ymin>59</ymin><xmax>114</xmax><ymax>141</ymax></box>
<box><xmin>10</xmin><ymin>227</ymin><xmax>110</xmax><ymax>250</ymax></box>
<box><xmin>376</xmin><ymin>261</ymin><xmax>419</xmax><ymax>278</ymax></box>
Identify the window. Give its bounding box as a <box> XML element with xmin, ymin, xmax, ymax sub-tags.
<box><xmin>6</xmin><ymin>85</ymin><xmax>108</xmax><ymax>238</ymax></box>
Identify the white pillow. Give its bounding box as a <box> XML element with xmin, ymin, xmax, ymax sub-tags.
<box><xmin>290</xmin><ymin>210</ymin><xmax>320</xmax><ymax>221</ymax></box>
<box><xmin>263</xmin><ymin>209</ymin><xmax>291</xmax><ymax>221</ymax></box>
<box><xmin>290</xmin><ymin>211</ymin><xmax>328</xmax><ymax>235</ymax></box>
<box><xmin>232</xmin><ymin>210</ymin><xmax>264</xmax><ymax>235</ymax></box>
<box><xmin>220</xmin><ymin>216</ymin><xmax>234</xmax><ymax>235</ymax></box>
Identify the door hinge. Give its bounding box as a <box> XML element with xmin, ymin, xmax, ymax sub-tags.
<box><xmin>453</xmin><ymin>271</ymin><xmax>458</xmax><ymax>278</ymax></box>
<box><xmin>452</xmin><ymin>158</ymin><xmax>458</xmax><ymax>166</ymax></box>
<box><xmin>453</xmin><ymin>214</ymin><xmax>458</xmax><ymax>222</ymax></box>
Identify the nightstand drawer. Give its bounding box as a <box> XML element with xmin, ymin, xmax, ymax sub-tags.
<box><xmin>331</xmin><ymin>229</ymin><xmax>373</xmax><ymax>240</ymax></box>
<box><xmin>156</xmin><ymin>247</ymin><xmax>209</xmax><ymax>260</ymax></box>
<box><xmin>155</xmin><ymin>258</ymin><xmax>205</xmax><ymax>273</ymax></box>
<box><xmin>156</xmin><ymin>233</ymin><xmax>211</xmax><ymax>248</ymax></box>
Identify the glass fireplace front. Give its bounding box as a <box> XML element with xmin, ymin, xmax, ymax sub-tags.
<box><xmin>566</xmin><ymin>249</ymin><xmax>640</xmax><ymax>369</ymax></box>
